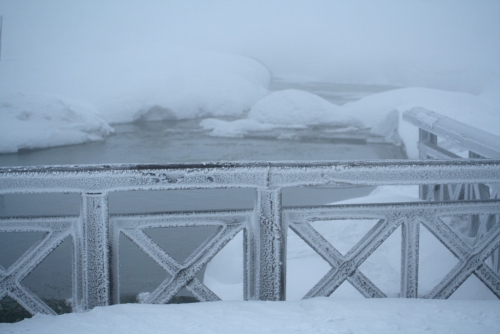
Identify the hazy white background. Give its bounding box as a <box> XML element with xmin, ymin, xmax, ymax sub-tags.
<box><xmin>1</xmin><ymin>0</ymin><xmax>499</xmax><ymax>93</ymax></box>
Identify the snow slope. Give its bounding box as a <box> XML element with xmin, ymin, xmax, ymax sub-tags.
<box><xmin>248</xmin><ymin>89</ymin><xmax>360</xmax><ymax>127</ymax></box>
<box><xmin>1</xmin><ymin>298</ymin><xmax>499</xmax><ymax>334</ymax></box>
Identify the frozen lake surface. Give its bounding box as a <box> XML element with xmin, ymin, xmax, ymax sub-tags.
<box><xmin>0</xmin><ymin>81</ymin><xmax>406</xmax><ymax>302</ymax></box>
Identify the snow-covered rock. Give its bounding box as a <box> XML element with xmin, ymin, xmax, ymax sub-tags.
<box><xmin>248</xmin><ymin>89</ymin><xmax>361</xmax><ymax>127</ymax></box>
<box><xmin>199</xmin><ymin>118</ymin><xmax>306</xmax><ymax>138</ymax></box>
<box><xmin>0</xmin><ymin>93</ymin><xmax>114</xmax><ymax>153</ymax></box>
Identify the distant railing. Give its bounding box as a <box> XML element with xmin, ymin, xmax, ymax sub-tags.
<box><xmin>1</xmin><ymin>158</ymin><xmax>499</xmax><ymax>316</ymax></box>
<box><xmin>403</xmin><ymin>107</ymin><xmax>500</xmax><ymax>272</ymax></box>
<box><xmin>403</xmin><ymin>107</ymin><xmax>500</xmax><ymax>161</ymax></box>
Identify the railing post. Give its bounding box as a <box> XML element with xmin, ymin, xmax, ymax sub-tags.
<box><xmin>74</xmin><ymin>192</ymin><xmax>110</xmax><ymax>311</ymax></box>
<box><xmin>245</xmin><ymin>187</ymin><xmax>286</xmax><ymax>301</ymax></box>
<box><xmin>401</xmin><ymin>220</ymin><xmax>420</xmax><ymax>298</ymax></box>
<box><xmin>419</xmin><ymin>128</ymin><xmax>438</xmax><ymax>200</ymax></box>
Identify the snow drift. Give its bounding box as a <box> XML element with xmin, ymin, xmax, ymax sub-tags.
<box><xmin>2</xmin><ymin>298</ymin><xmax>499</xmax><ymax>334</ymax></box>
<box><xmin>0</xmin><ymin>93</ymin><xmax>114</xmax><ymax>154</ymax></box>
<box><xmin>247</xmin><ymin>89</ymin><xmax>360</xmax><ymax>127</ymax></box>
<box><xmin>202</xmin><ymin>86</ymin><xmax>500</xmax><ymax>159</ymax></box>
<box><xmin>0</xmin><ymin>46</ymin><xmax>271</xmax><ymax>153</ymax></box>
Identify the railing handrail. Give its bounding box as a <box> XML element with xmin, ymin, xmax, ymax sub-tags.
<box><xmin>1</xmin><ymin>159</ymin><xmax>500</xmax><ymax>194</ymax></box>
<box><xmin>403</xmin><ymin>107</ymin><xmax>500</xmax><ymax>159</ymax></box>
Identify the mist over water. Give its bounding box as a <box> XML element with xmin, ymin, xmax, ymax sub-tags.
<box><xmin>1</xmin><ymin>0</ymin><xmax>499</xmax><ymax>94</ymax></box>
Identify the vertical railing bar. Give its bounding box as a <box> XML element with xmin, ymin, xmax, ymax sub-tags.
<box><xmin>247</xmin><ymin>186</ymin><xmax>286</xmax><ymax>301</ymax></box>
<box><xmin>77</xmin><ymin>192</ymin><xmax>110</xmax><ymax>310</ymax></box>
<box><xmin>419</xmin><ymin>128</ymin><xmax>437</xmax><ymax>200</ymax></box>
<box><xmin>400</xmin><ymin>220</ymin><xmax>420</xmax><ymax>298</ymax></box>
<box><xmin>109</xmin><ymin>222</ymin><xmax>121</xmax><ymax>305</ymax></box>
<box><xmin>243</xmin><ymin>226</ymin><xmax>257</xmax><ymax>300</ymax></box>
<box><xmin>72</xmin><ymin>219</ymin><xmax>84</xmax><ymax>312</ymax></box>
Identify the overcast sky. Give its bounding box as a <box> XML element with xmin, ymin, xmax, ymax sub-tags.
<box><xmin>1</xmin><ymin>0</ymin><xmax>499</xmax><ymax>93</ymax></box>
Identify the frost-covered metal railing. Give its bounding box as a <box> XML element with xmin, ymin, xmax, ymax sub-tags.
<box><xmin>1</xmin><ymin>160</ymin><xmax>500</xmax><ymax>316</ymax></box>
<box><xmin>403</xmin><ymin>107</ymin><xmax>500</xmax><ymax>272</ymax></box>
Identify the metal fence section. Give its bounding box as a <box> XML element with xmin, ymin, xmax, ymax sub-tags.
<box><xmin>403</xmin><ymin>107</ymin><xmax>500</xmax><ymax>272</ymax></box>
<box><xmin>1</xmin><ymin>159</ymin><xmax>500</xmax><ymax>316</ymax></box>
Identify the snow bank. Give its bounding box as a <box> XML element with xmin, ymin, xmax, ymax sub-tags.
<box><xmin>1</xmin><ymin>46</ymin><xmax>270</xmax><ymax>124</ymax></box>
<box><xmin>2</xmin><ymin>298</ymin><xmax>499</xmax><ymax>334</ymax></box>
<box><xmin>248</xmin><ymin>89</ymin><xmax>361</xmax><ymax>127</ymax></box>
<box><xmin>341</xmin><ymin>87</ymin><xmax>500</xmax><ymax>159</ymax></box>
<box><xmin>205</xmin><ymin>86</ymin><xmax>499</xmax><ymax>159</ymax></box>
<box><xmin>127</xmin><ymin>48</ymin><xmax>270</xmax><ymax>124</ymax></box>
<box><xmin>200</xmin><ymin>118</ymin><xmax>306</xmax><ymax>138</ymax></box>
<box><xmin>204</xmin><ymin>185</ymin><xmax>498</xmax><ymax>301</ymax></box>
<box><xmin>0</xmin><ymin>93</ymin><xmax>114</xmax><ymax>153</ymax></box>
<box><xmin>0</xmin><ymin>45</ymin><xmax>270</xmax><ymax>152</ymax></box>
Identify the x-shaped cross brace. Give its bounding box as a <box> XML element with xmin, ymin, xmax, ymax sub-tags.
<box><xmin>0</xmin><ymin>218</ymin><xmax>73</xmax><ymax>315</ymax></box>
<box><xmin>422</xmin><ymin>214</ymin><xmax>500</xmax><ymax>299</ymax></box>
<box><xmin>114</xmin><ymin>212</ymin><xmax>248</xmax><ymax>304</ymax></box>
<box><xmin>286</xmin><ymin>200</ymin><xmax>500</xmax><ymax>300</ymax></box>
<box><xmin>289</xmin><ymin>217</ymin><xmax>398</xmax><ymax>299</ymax></box>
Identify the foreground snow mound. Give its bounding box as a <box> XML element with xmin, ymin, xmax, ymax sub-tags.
<box><xmin>2</xmin><ymin>299</ymin><xmax>499</xmax><ymax>334</ymax></box>
<box><xmin>248</xmin><ymin>89</ymin><xmax>361</xmax><ymax>127</ymax></box>
<box><xmin>0</xmin><ymin>93</ymin><xmax>114</xmax><ymax>153</ymax></box>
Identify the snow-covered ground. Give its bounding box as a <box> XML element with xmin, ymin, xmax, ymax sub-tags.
<box><xmin>1</xmin><ymin>298</ymin><xmax>499</xmax><ymax>334</ymax></box>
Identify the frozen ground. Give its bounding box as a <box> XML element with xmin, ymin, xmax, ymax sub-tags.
<box><xmin>1</xmin><ymin>298</ymin><xmax>499</xmax><ymax>334</ymax></box>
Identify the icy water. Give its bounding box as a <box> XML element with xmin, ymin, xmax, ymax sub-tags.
<box><xmin>0</xmin><ymin>80</ymin><xmax>405</xmax><ymax>304</ymax></box>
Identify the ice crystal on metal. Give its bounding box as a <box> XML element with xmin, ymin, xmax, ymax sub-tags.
<box><xmin>1</xmin><ymin>111</ymin><xmax>500</xmax><ymax>317</ymax></box>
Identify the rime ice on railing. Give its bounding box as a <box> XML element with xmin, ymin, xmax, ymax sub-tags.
<box><xmin>404</xmin><ymin>107</ymin><xmax>500</xmax><ymax>273</ymax></box>
<box><xmin>1</xmin><ymin>156</ymin><xmax>500</xmax><ymax>317</ymax></box>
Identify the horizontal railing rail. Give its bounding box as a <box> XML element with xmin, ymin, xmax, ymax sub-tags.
<box><xmin>403</xmin><ymin>107</ymin><xmax>500</xmax><ymax>160</ymax></box>
<box><xmin>2</xmin><ymin>159</ymin><xmax>500</xmax><ymax>192</ymax></box>
<box><xmin>1</xmin><ymin>159</ymin><xmax>499</xmax><ymax>317</ymax></box>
